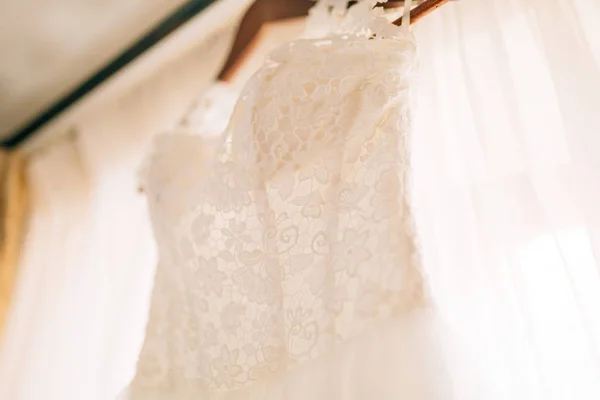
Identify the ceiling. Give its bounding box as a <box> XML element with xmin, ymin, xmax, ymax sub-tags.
<box><xmin>0</xmin><ymin>0</ymin><xmax>190</xmax><ymax>142</ymax></box>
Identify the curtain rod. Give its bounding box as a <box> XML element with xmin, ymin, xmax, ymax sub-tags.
<box><xmin>2</xmin><ymin>0</ymin><xmax>218</xmax><ymax>149</ymax></box>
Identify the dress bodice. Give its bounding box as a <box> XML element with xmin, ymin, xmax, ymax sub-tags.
<box><xmin>130</xmin><ymin>2</ymin><xmax>428</xmax><ymax>398</ymax></box>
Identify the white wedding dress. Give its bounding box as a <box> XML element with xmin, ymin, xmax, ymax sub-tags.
<box><xmin>123</xmin><ymin>1</ymin><xmax>457</xmax><ymax>399</ymax></box>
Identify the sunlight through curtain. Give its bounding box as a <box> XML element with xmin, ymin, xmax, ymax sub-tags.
<box><xmin>412</xmin><ymin>0</ymin><xmax>600</xmax><ymax>398</ymax></box>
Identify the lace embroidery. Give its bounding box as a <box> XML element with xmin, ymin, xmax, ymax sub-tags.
<box><xmin>133</xmin><ymin>1</ymin><xmax>425</xmax><ymax>394</ymax></box>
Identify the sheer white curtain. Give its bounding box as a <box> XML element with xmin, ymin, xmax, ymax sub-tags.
<box><xmin>0</xmin><ymin>140</ymin><xmax>156</xmax><ymax>400</ymax></box>
<box><xmin>412</xmin><ymin>0</ymin><xmax>600</xmax><ymax>398</ymax></box>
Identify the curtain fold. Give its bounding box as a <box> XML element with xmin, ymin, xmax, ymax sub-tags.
<box><xmin>0</xmin><ymin>150</ymin><xmax>28</xmax><ymax>339</ymax></box>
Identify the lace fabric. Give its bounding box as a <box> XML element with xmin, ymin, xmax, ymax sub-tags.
<box><xmin>124</xmin><ymin>2</ymin><xmax>452</xmax><ymax>399</ymax></box>
<box><xmin>137</xmin><ymin>83</ymin><xmax>239</xmax><ymax>194</ymax></box>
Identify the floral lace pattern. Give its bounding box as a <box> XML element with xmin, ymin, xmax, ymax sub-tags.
<box><xmin>132</xmin><ymin>1</ymin><xmax>426</xmax><ymax>395</ymax></box>
<box><xmin>137</xmin><ymin>83</ymin><xmax>239</xmax><ymax>194</ymax></box>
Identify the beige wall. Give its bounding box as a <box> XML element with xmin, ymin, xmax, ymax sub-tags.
<box><xmin>0</xmin><ymin>0</ymin><xmax>188</xmax><ymax>140</ymax></box>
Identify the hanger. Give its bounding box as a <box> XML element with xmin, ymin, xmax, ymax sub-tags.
<box><xmin>218</xmin><ymin>0</ymin><xmax>450</xmax><ymax>82</ymax></box>
<box><xmin>217</xmin><ymin>0</ymin><xmax>313</xmax><ymax>82</ymax></box>
<box><xmin>393</xmin><ymin>0</ymin><xmax>452</xmax><ymax>25</ymax></box>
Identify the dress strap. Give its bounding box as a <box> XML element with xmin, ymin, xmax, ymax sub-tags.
<box><xmin>402</xmin><ymin>0</ymin><xmax>413</xmax><ymax>29</ymax></box>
